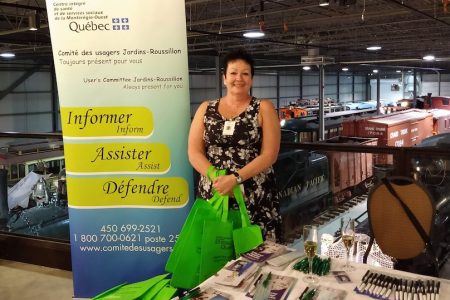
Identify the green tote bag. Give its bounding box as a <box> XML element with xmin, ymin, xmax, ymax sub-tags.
<box><xmin>92</xmin><ymin>273</ymin><xmax>169</xmax><ymax>300</ymax></box>
<box><xmin>199</xmin><ymin>195</ymin><xmax>234</xmax><ymax>282</ymax></box>
<box><xmin>165</xmin><ymin>169</ymin><xmax>225</xmax><ymax>272</ymax></box>
<box><xmin>169</xmin><ymin>195</ymin><xmax>225</xmax><ymax>289</ymax></box>
<box><xmin>232</xmin><ymin>186</ymin><xmax>264</xmax><ymax>256</ymax></box>
<box><xmin>165</xmin><ymin>192</ymin><xmax>222</xmax><ymax>273</ymax></box>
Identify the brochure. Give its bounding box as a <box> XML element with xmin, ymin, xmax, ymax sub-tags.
<box><xmin>191</xmin><ymin>287</ymin><xmax>234</xmax><ymax>300</ymax></box>
<box><xmin>213</xmin><ymin>259</ymin><xmax>259</xmax><ymax>287</ymax></box>
<box><xmin>246</xmin><ymin>272</ymin><xmax>298</xmax><ymax>300</ymax></box>
<box><xmin>241</xmin><ymin>240</ymin><xmax>288</xmax><ymax>264</ymax></box>
<box><xmin>311</xmin><ymin>286</ymin><xmax>347</xmax><ymax>300</ymax></box>
<box><xmin>266</xmin><ymin>250</ymin><xmax>304</xmax><ymax>270</ymax></box>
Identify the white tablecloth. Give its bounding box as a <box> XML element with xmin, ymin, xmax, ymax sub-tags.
<box><xmin>201</xmin><ymin>258</ymin><xmax>450</xmax><ymax>300</ymax></box>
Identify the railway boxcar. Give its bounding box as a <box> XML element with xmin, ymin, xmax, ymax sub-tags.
<box><xmin>281</xmin><ymin>116</ymin><xmax>343</xmax><ymax>142</ymax></box>
<box><xmin>320</xmin><ymin>136</ymin><xmax>378</xmax><ymax>203</ymax></box>
<box><xmin>342</xmin><ymin>109</ymin><xmax>433</xmax><ymax>147</ymax></box>
<box><xmin>424</xmin><ymin>96</ymin><xmax>450</xmax><ymax>109</ymax></box>
<box><xmin>428</xmin><ymin>109</ymin><xmax>450</xmax><ymax>135</ymax></box>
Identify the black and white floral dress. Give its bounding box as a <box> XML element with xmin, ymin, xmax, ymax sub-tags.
<box><xmin>197</xmin><ymin>97</ymin><xmax>281</xmax><ymax>241</ymax></box>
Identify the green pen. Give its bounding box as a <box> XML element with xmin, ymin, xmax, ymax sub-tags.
<box><xmin>302</xmin><ymin>288</ymin><xmax>317</xmax><ymax>300</ymax></box>
<box><xmin>263</xmin><ymin>272</ymin><xmax>272</xmax><ymax>288</ymax></box>
<box><xmin>298</xmin><ymin>286</ymin><xmax>309</xmax><ymax>299</ymax></box>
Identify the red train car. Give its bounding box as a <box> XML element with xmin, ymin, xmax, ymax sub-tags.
<box><xmin>428</xmin><ymin>109</ymin><xmax>450</xmax><ymax>135</ymax></box>
<box><xmin>279</xmin><ymin>107</ymin><xmax>308</xmax><ymax>119</ymax></box>
<box><xmin>424</xmin><ymin>96</ymin><xmax>450</xmax><ymax>109</ymax></box>
<box><xmin>342</xmin><ymin>109</ymin><xmax>434</xmax><ymax>165</ymax></box>
<box><xmin>321</xmin><ymin>136</ymin><xmax>378</xmax><ymax>203</ymax></box>
<box><xmin>341</xmin><ymin>109</ymin><xmax>434</xmax><ymax>147</ymax></box>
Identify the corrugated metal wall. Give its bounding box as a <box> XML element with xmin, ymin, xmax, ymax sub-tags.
<box><xmin>0</xmin><ymin>65</ymin><xmax>56</xmax><ymax>132</ymax></box>
<box><xmin>1</xmin><ymin>65</ymin><xmax>450</xmax><ymax>130</ymax></box>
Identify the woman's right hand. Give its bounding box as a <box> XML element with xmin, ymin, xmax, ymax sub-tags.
<box><xmin>212</xmin><ymin>174</ymin><xmax>238</xmax><ymax>196</ymax></box>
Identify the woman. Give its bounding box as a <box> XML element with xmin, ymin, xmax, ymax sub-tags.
<box><xmin>188</xmin><ymin>48</ymin><xmax>281</xmax><ymax>241</ymax></box>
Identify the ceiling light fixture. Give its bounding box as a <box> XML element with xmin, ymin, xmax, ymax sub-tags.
<box><xmin>342</xmin><ymin>67</ymin><xmax>349</xmax><ymax>71</ymax></box>
<box><xmin>367</xmin><ymin>46</ymin><xmax>382</xmax><ymax>51</ymax></box>
<box><xmin>303</xmin><ymin>66</ymin><xmax>311</xmax><ymax>71</ymax></box>
<box><xmin>0</xmin><ymin>52</ymin><xmax>15</xmax><ymax>58</ymax></box>
<box><xmin>243</xmin><ymin>31</ymin><xmax>265</xmax><ymax>38</ymax></box>
<box><xmin>396</xmin><ymin>70</ymin><xmax>401</xmax><ymax>73</ymax></box>
<box><xmin>373</xmin><ymin>69</ymin><xmax>378</xmax><ymax>73</ymax></box>
<box><xmin>28</xmin><ymin>11</ymin><xmax>40</xmax><ymax>31</ymax></box>
<box><xmin>319</xmin><ymin>0</ymin><xmax>330</xmax><ymax>6</ymax></box>
<box><xmin>243</xmin><ymin>20</ymin><xmax>265</xmax><ymax>38</ymax></box>
<box><xmin>422</xmin><ymin>55</ymin><xmax>435</xmax><ymax>61</ymax></box>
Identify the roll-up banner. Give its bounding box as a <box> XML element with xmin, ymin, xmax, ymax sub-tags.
<box><xmin>46</xmin><ymin>1</ymin><xmax>193</xmax><ymax>297</ymax></box>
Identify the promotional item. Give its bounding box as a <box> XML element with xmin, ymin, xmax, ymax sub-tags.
<box><xmin>46</xmin><ymin>0</ymin><xmax>192</xmax><ymax>297</ymax></box>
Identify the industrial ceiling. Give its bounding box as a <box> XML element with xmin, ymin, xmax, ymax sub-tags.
<box><xmin>0</xmin><ymin>0</ymin><xmax>450</xmax><ymax>73</ymax></box>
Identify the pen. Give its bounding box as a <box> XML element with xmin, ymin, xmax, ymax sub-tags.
<box><xmin>299</xmin><ymin>286</ymin><xmax>309</xmax><ymax>299</ymax></box>
<box><xmin>365</xmin><ymin>272</ymin><xmax>376</xmax><ymax>292</ymax></box>
<box><xmin>403</xmin><ymin>279</ymin><xmax>408</xmax><ymax>300</ymax></box>
<box><xmin>399</xmin><ymin>279</ymin><xmax>404</xmax><ymax>300</ymax></box>
<box><xmin>379</xmin><ymin>275</ymin><xmax>389</xmax><ymax>296</ymax></box>
<box><xmin>369</xmin><ymin>273</ymin><xmax>381</xmax><ymax>295</ymax></box>
<box><xmin>410</xmin><ymin>280</ymin><xmax>415</xmax><ymax>300</ymax></box>
<box><xmin>408</xmin><ymin>280</ymin><xmax>413</xmax><ymax>300</ymax></box>
<box><xmin>372</xmin><ymin>274</ymin><xmax>382</xmax><ymax>296</ymax></box>
<box><xmin>302</xmin><ymin>288</ymin><xmax>317</xmax><ymax>300</ymax></box>
<box><xmin>263</xmin><ymin>272</ymin><xmax>272</xmax><ymax>288</ymax></box>
<box><xmin>418</xmin><ymin>281</ymin><xmax>424</xmax><ymax>300</ymax></box>
<box><xmin>379</xmin><ymin>275</ymin><xmax>390</xmax><ymax>296</ymax></box>
<box><xmin>357</xmin><ymin>270</ymin><xmax>372</xmax><ymax>292</ymax></box>
<box><xmin>356</xmin><ymin>270</ymin><xmax>370</xmax><ymax>291</ymax></box>
<box><xmin>395</xmin><ymin>279</ymin><xmax>400</xmax><ymax>300</ymax></box>
<box><xmin>435</xmin><ymin>281</ymin><xmax>440</xmax><ymax>300</ymax></box>
<box><xmin>384</xmin><ymin>279</ymin><xmax>394</xmax><ymax>299</ymax></box>
<box><xmin>284</xmin><ymin>282</ymin><xmax>295</xmax><ymax>300</ymax></box>
<box><xmin>179</xmin><ymin>287</ymin><xmax>201</xmax><ymax>300</ymax></box>
<box><xmin>253</xmin><ymin>273</ymin><xmax>263</xmax><ymax>287</ymax></box>
<box><xmin>422</xmin><ymin>281</ymin><xmax>428</xmax><ymax>300</ymax></box>
<box><xmin>430</xmin><ymin>280</ymin><xmax>435</xmax><ymax>300</ymax></box>
<box><xmin>412</xmin><ymin>281</ymin><xmax>422</xmax><ymax>300</ymax></box>
<box><xmin>419</xmin><ymin>281</ymin><xmax>425</xmax><ymax>300</ymax></box>
<box><xmin>426</xmin><ymin>280</ymin><xmax>431</xmax><ymax>300</ymax></box>
<box><xmin>374</xmin><ymin>274</ymin><xmax>385</xmax><ymax>296</ymax></box>
<box><xmin>365</xmin><ymin>273</ymin><xmax>378</xmax><ymax>294</ymax></box>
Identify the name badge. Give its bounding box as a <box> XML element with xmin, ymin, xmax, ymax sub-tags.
<box><xmin>222</xmin><ymin>120</ymin><xmax>236</xmax><ymax>135</ymax></box>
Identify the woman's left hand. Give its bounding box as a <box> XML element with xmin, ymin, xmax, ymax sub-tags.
<box><xmin>212</xmin><ymin>174</ymin><xmax>237</xmax><ymax>196</ymax></box>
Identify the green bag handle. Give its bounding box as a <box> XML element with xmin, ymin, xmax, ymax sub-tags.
<box><xmin>207</xmin><ymin>168</ymin><xmax>228</xmax><ymax>220</ymax></box>
<box><xmin>208</xmin><ymin>192</ymin><xmax>228</xmax><ymax>222</ymax></box>
<box><xmin>232</xmin><ymin>186</ymin><xmax>251</xmax><ymax>228</ymax></box>
<box><xmin>221</xmin><ymin>194</ymin><xmax>229</xmax><ymax>222</ymax></box>
<box><xmin>208</xmin><ymin>168</ymin><xmax>227</xmax><ymax>204</ymax></box>
<box><xmin>209</xmin><ymin>193</ymin><xmax>223</xmax><ymax>210</ymax></box>
<box><xmin>151</xmin><ymin>283</ymin><xmax>178</xmax><ymax>300</ymax></box>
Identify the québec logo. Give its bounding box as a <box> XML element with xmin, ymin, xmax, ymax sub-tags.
<box><xmin>68</xmin><ymin>17</ymin><xmax>130</xmax><ymax>33</ymax></box>
<box><xmin>112</xmin><ymin>17</ymin><xmax>130</xmax><ymax>31</ymax></box>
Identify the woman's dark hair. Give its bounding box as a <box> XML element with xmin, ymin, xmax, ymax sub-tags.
<box><xmin>222</xmin><ymin>48</ymin><xmax>255</xmax><ymax>77</ymax></box>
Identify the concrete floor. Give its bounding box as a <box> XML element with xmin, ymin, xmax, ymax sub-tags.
<box><xmin>0</xmin><ymin>259</ymin><xmax>76</xmax><ymax>300</ymax></box>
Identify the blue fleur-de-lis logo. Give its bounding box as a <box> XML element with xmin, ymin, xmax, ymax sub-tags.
<box><xmin>111</xmin><ymin>17</ymin><xmax>130</xmax><ymax>30</ymax></box>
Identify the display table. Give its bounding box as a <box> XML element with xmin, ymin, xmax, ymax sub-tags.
<box><xmin>200</xmin><ymin>258</ymin><xmax>450</xmax><ymax>299</ymax></box>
